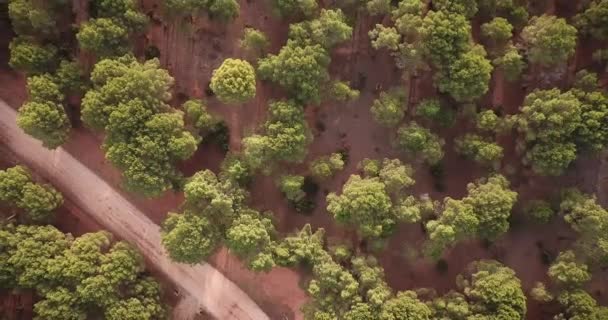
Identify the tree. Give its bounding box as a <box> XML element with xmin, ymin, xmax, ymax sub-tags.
<box><xmin>369</xmin><ymin>25</ymin><xmax>401</xmax><ymax>51</ymax></box>
<box><xmin>475</xmin><ymin>110</ymin><xmax>499</xmax><ymax>132</ymax></box>
<box><xmin>161</xmin><ymin>212</ymin><xmax>221</xmax><ymax>264</ymax></box>
<box><xmin>436</xmin><ymin>46</ymin><xmax>493</xmax><ymax>102</ymax></box>
<box><xmin>308</xmin><ymin>259</ymin><xmax>361</xmax><ymax>316</ymax></box>
<box><xmin>1</xmin><ymin>224</ymin><xmax>167</xmax><ymax>319</ymax></box>
<box><xmin>433</xmin><ymin>0</ymin><xmax>477</xmax><ymax>18</ymax></box>
<box><xmin>310</xmin><ymin>153</ymin><xmax>344</xmax><ymax>180</ymax></box>
<box><xmin>493</xmin><ymin>45</ymin><xmax>525</xmax><ymax>82</ymax></box>
<box><xmin>571</xmin><ymin>88</ymin><xmax>608</xmax><ymax>152</ymax></box>
<box><xmin>548</xmin><ymin>251</ymin><xmax>591</xmax><ymax>289</ymax></box>
<box><xmin>183</xmin><ymin>99</ymin><xmax>220</xmax><ymax>133</ymax></box>
<box><xmin>425</xmin><ymin>175</ymin><xmax>516</xmax><ymax>257</ymax></box>
<box><xmin>421</xmin><ymin>10</ymin><xmax>471</xmax><ymax>67</ymax></box>
<box><xmin>76</xmin><ymin>0</ymin><xmax>148</xmax><ymax>57</ymax></box>
<box><xmin>396</xmin><ymin>122</ymin><xmax>444</xmax><ymax>164</ymax></box>
<box><xmin>9</xmin><ymin>36</ymin><xmax>57</xmax><ymax>75</ymax></box>
<box><xmin>55</xmin><ymin>60</ymin><xmax>88</xmax><ymax>94</ymax></box>
<box><xmin>207</xmin><ymin>0</ymin><xmax>240</xmax><ymax>21</ymax></box>
<box><xmin>210</xmin><ymin>58</ymin><xmax>256</xmax><ymax>104</ymax></box>
<box><xmin>326</xmin><ymin>175</ymin><xmax>395</xmax><ymax>238</ymax></box>
<box><xmin>278</xmin><ymin>175</ymin><xmax>306</xmax><ymax>202</ymax></box>
<box><xmin>258</xmin><ymin>43</ymin><xmax>330</xmax><ymax>104</ymax></box>
<box><xmin>415</xmin><ymin>99</ymin><xmax>455</xmax><ymax>127</ymax></box>
<box><xmin>0</xmin><ymin>166</ymin><xmax>63</xmax><ymax>222</ymax></box>
<box><xmin>377</xmin><ymin>158</ymin><xmax>415</xmax><ymax>195</ymax></box>
<box><xmin>524</xmin><ymin>200</ymin><xmax>554</xmax><ymax>224</ymax></box>
<box><xmin>370</xmin><ymin>88</ymin><xmax>407</xmax><ymax>127</ymax></box>
<box><xmin>459</xmin><ymin>260</ymin><xmax>526</xmax><ymax>319</ymax></box>
<box><xmin>559</xmin><ymin>189</ymin><xmax>608</xmax><ymax>266</ymax></box>
<box><xmin>481</xmin><ymin>17</ymin><xmax>513</xmax><ymax>50</ymax></box>
<box><xmin>81</xmin><ymin>55</ymin><xmax>197</xmax><ymax>197</ymax></box>
<box><xmin>366</xmin><ymin>0</ymin><xmax>391</xmax><ymax>16</ymax></box>
<box><xmin>243</xmin><ymin>100</ymin><xmax>311</xmax><ymax>169</ymax></box>
<box><xmin>455</xmin><ymin>134</ymin><xmax>503</xmax><ymax>167</ymax></box>
<box><xmin>77</xmin><ymin>18</ymin><xmax>130</xmax><ymax>57</ymax></box>
<box><xmin>8</xmin><ymin>0</ymin><xmax>58</xmax><ymax>36</ymax></box>
<box><xmin>272</xmin><ymin>0</ymin><xmax>317</xmax><ymax>18</ymax></box>
<box><xmin>330</xmin><ymin>81</ymin><xmax>360</xmax><ymax>102</ymax></box>
<box><xmin>289</xmin><ymin>9</ymin><xmax>352</xmax><ymax>50</ymax></box>
<box><xmin>521</xmin><ymin>15</ymin><xmax>577</xmax><ymax>67</ymax></box>
<box><xmin>574</xmin><ymin>0</ymin><xmax>608</xmax><ymax>41</ymax></box>
<box><xmin>226</xmin><ymin>211</ymin><xmax>276</xmax><ymax>271</ymax></box>
<box><xmin>379</xmin><ymin>291</ymin><xmax>432</xmax><ymax>320</ymax></box>
<box><xmin>462</xmin><ymin>174</ymin><xmax>517</xmax><ymax>240</ymax></box>
<box><xmin>240</xmin><ymin>28</ymin><xmax>269</xmax><ymax>58</ymax></box>
<box><xmin>18</xmin><ymin>74</ymin><xmax>71</xmax><ymax>149</ymax></box>
<box><xmin>516</xmin><ymin>89</ymin><xmax>582</xmax><ymax>175</ymax></box>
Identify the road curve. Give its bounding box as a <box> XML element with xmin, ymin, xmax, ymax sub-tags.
<box><xmin>0</xmin><ymin>102</ymin><xmax>270</xmax><ymax>320</ymax></box>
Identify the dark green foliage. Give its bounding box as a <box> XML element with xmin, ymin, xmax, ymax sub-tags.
<box><xmin>433</xmin><ymin>0</ymin><xmax>478</xmax><ymax>18</ymax></box>
<box><xmin>161</xmin><ymin>170</ymin><xmax>278</xmax><ymax>269</ymax></box>
<box><xmin>17</xmin><ymin>74</ymin><xmax>71</xmax><ymax>149</ymax></box>
<box><xmin>524</xmin><ymin>200</ymin><xmax>555</xmax><ymax>224</ymax></box>
<box><xmin>288</xmin><ymin>9</ymin><xmax>352</xmax><ymax>50</ymax></box>
<box><xmin>272</xmin><ymin>0</ymin><xmax>318</xmax><ymax>18</ymax></box>
<box><xmin>455</xmin><ymin>134</ymin><xmax>503</xmax><ymax>167</ymax></box>
<box><xmin>493</xmin><ymin>45</ymin><xmax>525</xmax><ymax>82</ymax></box>
<box><xmin>421</xmin><ymin>10</ymin><xmax>471</xmax><ymax>67</ymax></box>
<box><xmin>521</xmin><ymin>15</ymin><xmax>578</xmax><ymax>67</ymax></box>
<box><xmin>0</xmin><ymin>166</ymin><xmax>63</xmax><ymax>222</ymax></box>
<box><xmin>396</xmin><ymin>122</ymin><xmax>444</xmax><ymax>165</ymax></box>
<box><xmin>258</xmin><ymin>43</ymin><xmax>330</xmax><ymax>105</ymax></box>
<box><xmin>242</xmin><ymin>100</ymin><xmax>311</xmax><ymax>170</ymax></box>
<box><xmin>77</xmin><ymin>0</ymin><xmax>148</xmax><ymax>57</ymax></box>
<box><xmin>415</xmin><ymin>99</ymin><xmax>455</xmax><ymax>127</ymax></box>
<box><xmin>425</xmin><ymin>175</ymin><xmax>517</xmax><ymax>258</ymax></box>
<box><xmin>559</xmin><ymin>189</ymin><xmax>608</xmax><ymax>266</ymax></box>
<box><xmin>515</xmin><ymin>89</ymin><xmax>583</xmax><ymax>176</ymax></box>
<box><xmin>81</xmin><ymin>55</ymin><xmax>197</xmax><ymax>197</ymax></box>
<box><xmin>370</xmin><ymin>88</ymin><xmax>408</xmax><ymax>128</ymax></box>
<box><xmin>0</xmin><ymin>225</ymin><xmax>166</xmax><ymax>319</ymax></box>
<box><xmin>436</xmin><ymin>46</ymin><xmax>493</xmax><ymax>102</ymax></box>
<box><xmin>574</xmin><ymin>0</ymin><xmax>608</xmax><ymax>41</ymax></box>
<box><xmin>210</xmin><ymin>58</ymin><xmax>256</xmax><ymax>104</ymax></box>
<box><xmin>8</xmin><ymin>36</ymin><xmax>57</xmax><ymax>75</ymax></box>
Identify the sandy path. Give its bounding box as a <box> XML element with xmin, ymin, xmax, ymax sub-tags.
<box><xmin>0</xmin><ymin>102</ymin><xmax>269</xmax><ymax>320</ymax></box>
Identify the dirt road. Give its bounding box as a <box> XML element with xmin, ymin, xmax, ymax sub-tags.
<box><xmin>0</xmin><ymin>102</ymin><xmax>270</xmax><ymax>320</ymax></box>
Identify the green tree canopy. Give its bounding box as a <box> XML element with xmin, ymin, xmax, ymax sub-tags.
<box><xmin>436</xmin><ymin>46</ymin><xmax>493</xmax><ymax>102</ymax></box>
<box><xmin>521</xmin><ymin>15</ymin><xmax>577</xmax><ymax>67</ymax></box>
<box><xmin>210</xmin><ymin>58</ymin><xmax>257</xmax><ymax>104</ymax></box>
<box><xmin>327</xmin><ymin>175</ymin><xmax>394</xmax><ymax>238</ymax></box>
<box><xmin>574</xmin><ymin>0</ymin><xmax>608</xmax><ymax>41</ymax></box>
<box><xmin>433</xmin><ymin>0</ymin><xmax>478</xmax><ymax>18</ymax></box>
<box><xmin>81</xmin><ymin>55</ymin><xmax>197</xmax><ymax>197</ymax></box>
<box><xmin>455</xmin><ymin>134</ymin><xmax>504</xmax><ymax>167</ymax></box>
<box><xmin>370</xmin><ymin>88</ymin><xmax>408</xmax><ymax>128</ymax></box>
<box><xmin>289</xmin><ymin>9</ymin><xmax>352</xmax><ymax>49</ymax></box>
<box><xmin>76</xmin><ymin>0</ymin><xmax>148</xmax><ymax>57</ymax></box>
<box><xmin>459</xmin><ymin>260</ymin><xmax>527</xmax><ymax>319</ymax></box>
<box><xmin>0</xmin><ymin>224</ymin><xmax>166</xmax><ymax>319</ymax></box>
<box><xmin>396</xmin><ymin>122</ymin><xmax>444</xmax><ymax>164</ymax></box>
<box><xmin>0</xmin><ymin>165</ymin><xmax>63</xmax><ymax>222</ymax></box>
<box><xmin>8</xmin><ymin>36</ymin><xmax>57</xmax><ymax>75</ymax></box>
<box><xmin>258</xmin><ymin>43</ymin><xmax>330</xmax><ymax>104</ymax></box>
<box><xmin>426</xmin><ymin>175</ymin><xmax>516</xmax><ymax>258</ymax></box>
<box><xmin>421</xmin><ymin>10</ymin><xmax>471</xmax><ymax>67</ymax></box>
<box><xmin>310</xmin><ymin>153</ymin><xmax>344</xmax><ymax>180</ymax></box>
<box><xmin>242</xmin><ymin>100</ymin><xmax>311</xmax><ymax>170</ymax></box>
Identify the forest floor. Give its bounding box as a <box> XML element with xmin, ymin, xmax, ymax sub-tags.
<box><xmin>0</xmin><ymin>0</ymin><xmax>607</xmax><ymax>319</ymax></box>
